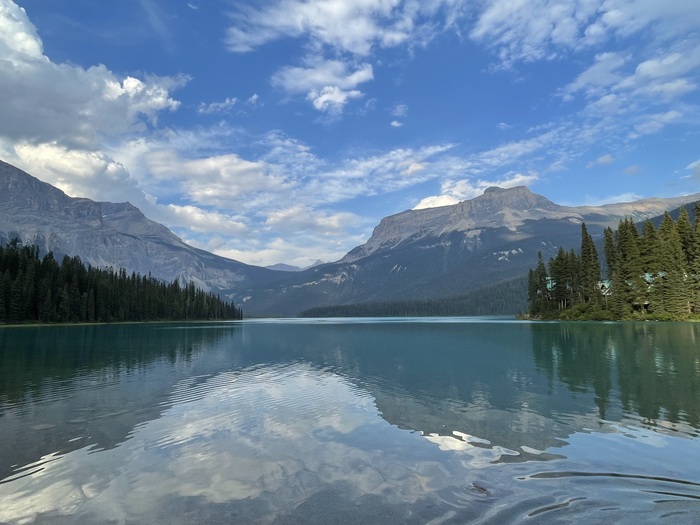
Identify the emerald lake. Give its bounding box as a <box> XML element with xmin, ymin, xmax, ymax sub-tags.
<box><xmin>1</xmin><ymin>318</ymin><xmax>699</xmax><ymax>524</ymax></box>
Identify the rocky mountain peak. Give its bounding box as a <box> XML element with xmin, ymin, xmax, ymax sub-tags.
<box><xmin>342</xmin><ymin>186</ymin><xmax>563</xmax><ymax>262</ymax></box>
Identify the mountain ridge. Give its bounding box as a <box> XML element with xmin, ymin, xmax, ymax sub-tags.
<box><xmin>3</xmin><ymin>158</ymin><xmax>700</xmax><ymax>316</ymax></box>
<box><xmin>0</xmin><ymin>159</ymin><xmax>282</xmax><ymax>298</ymax></box>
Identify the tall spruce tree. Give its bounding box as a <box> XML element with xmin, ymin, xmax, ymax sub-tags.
<box><xmin>676</xmin><ymin>206</ymin><xmax>694</xmax><ymax>267</ymax></box>
<box><xmin>579</xmin><ymin>223</ymin><xmax>601</xmax><ymax>306</ymax></box>
<box><xmin>657</xmin><ymin>212</ymin><xmax>690</xmax><ymax>317</ymax></box>
<box><xmin>691</xmin><ymin>203</ymin><xmax>700</xmax><ymax>313</ymax></box>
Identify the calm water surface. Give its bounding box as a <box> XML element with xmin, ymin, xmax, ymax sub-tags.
<box><xmin>1</xmin><ymin>318</ymin><xmax>699</xmax><ymax>524</ymax></box>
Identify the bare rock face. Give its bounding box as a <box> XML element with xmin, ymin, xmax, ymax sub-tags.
<box><xmin>0</xmin><ymin>160</ymin><xmax>277</xmax><ymax>300</ymax></box>
<box><xmin>3</xmin><ymin>158</ymin><xmax>700</xmax><ymax>316</ymax></box>
<box><xmin>342</xmin><ymin>186</ymin><xmax>700</xmax><ymax>263</ymax></box>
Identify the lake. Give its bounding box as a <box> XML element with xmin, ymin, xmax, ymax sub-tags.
<box><xmin>1</xmin><ymin>318</ymin><xmax>699</xmax><ymax>524</ymax></box>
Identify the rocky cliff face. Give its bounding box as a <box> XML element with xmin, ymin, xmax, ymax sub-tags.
<box><xmin>241</xmin><ymin>186</ymin><xmax>700</xmax><ymax>315</ymax></box>
<box><xmin>0</xmin><ymin>160</ymin><xmax>279</xmax><ymax>299</ymax></box>
<box><xmin>342</xmin><ymin>186</ymin><xmax>699</xmax><ymax>263</ymax></box>
<box><xmin>4</xmin><ymin>158</ymin><xmax>700</xmax><ymax>316</ymax></box>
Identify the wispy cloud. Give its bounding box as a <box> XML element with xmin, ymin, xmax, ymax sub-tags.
<box><xmin>224</xmin><ymin>0</ymin><xmax>468</xmax><ymax>56</ymax></box>
<box><xmin>586</xmin><ymin>153</ymin><xmax>614</xmax><ymax>168</ymax></box>
<box><xmin>197</xmin><ymin>97</ymin><xmax>238</xmax><ymax>115</ymax></box>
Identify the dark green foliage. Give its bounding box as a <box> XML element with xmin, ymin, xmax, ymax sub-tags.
<box><xmin>0</xmin><ymin>240</ymin><xmax>242</xmax><ymax>324</ymax></box>
<box><xmin>299</xmin><ymin>277</ymin><xmax>528</xmax><ymax>317</ymax></box>
<box><xmin>579</xmin><ymin>223</ymin><xmax>601</xmax><ymax>306</ymax></box>
<box><xmin>528</xmin><ymin>211</ymin><xmax>700</xmax><ymax>320</ymax></box>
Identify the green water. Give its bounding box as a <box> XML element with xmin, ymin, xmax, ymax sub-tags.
<box><xmin>1</xmin><ymin>318</ymin><xmax>699</xmax><ymax>523</ymax></box>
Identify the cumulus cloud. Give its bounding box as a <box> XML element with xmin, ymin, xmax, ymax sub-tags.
<box><xmin>272</xmin><ymin>57</ymin><xmax>373</xmax><ymax>114</ymax></box>
<box><xmin>273</xmin><ymin>58</ymin><xmax>373</xmax><ymax>93</ymax></box>
<box><xmin>414</xmin><ymin>171</ymin><xmax>539</xmax><ymax>209</ymax></box>
<box><xmin>0</xmin><ymin>1</ymin><xmax>185</xmax><ymax>149</ymax></box>
<box><xmin>390</xmin><ymin>120</ymin><xmax>403</xmax><ymax>127</ymax></box>
<box><xmin>265</xmin><ymin>205</ymin><xmax>361</xmax><ymax>234</ymax></box>
<box><xmin>145</xmin><ymin>151</ymin><xmax>289</xmax><ymax>207</ymax></box>
<box><xmin>307</xmin><ymin>86</ymin><xmax>363</xmax><ymax>115</ymax></box>
<box><xmin>5</xmin><ymin>142</ymin><xmax>151</xmax><ymax>209</ymax></box>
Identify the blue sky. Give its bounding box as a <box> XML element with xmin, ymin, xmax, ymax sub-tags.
<box><xmin>1</xmin><ymin>0</ymin><xmax>699</xmax><ymax>267</ymax></box>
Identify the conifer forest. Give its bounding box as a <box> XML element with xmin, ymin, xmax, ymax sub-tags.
<box><xmin>527</xmin><ymin>205</ymin><xmax>700</xmax><ymax>320</ymax></box>
<box><xmin>0</xmin><ymin>240</ymin><xmax>242</xmax><ymax>324</ymax></box>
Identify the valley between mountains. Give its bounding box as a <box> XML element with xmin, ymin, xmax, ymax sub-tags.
<box><xmin>2</xmin><ymin>159</ymin><xmax>699</xmax><ymax>317</ymax></box>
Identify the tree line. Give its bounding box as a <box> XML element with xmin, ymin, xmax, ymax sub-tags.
<box><xmin>527</xmin><ymin>204</ymin><xmax>700</xmax><ymax>320</ymax></box>
<box><xmin>300</xmin><ymin>277</ymin><xmax>528</xmax><ymax>317</ymax></box>
<box><xmin>0</xmin><ymin>240</ymin><xmax>242</xmax><ymax>324</ymax></box>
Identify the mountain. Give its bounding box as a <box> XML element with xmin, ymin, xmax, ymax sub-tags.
<box><xmin>266</xmin><ymin>263</ymin><xmax>303</xmax><ymax>272</ymax></box>
<box><xmin>3</xmin><ymin>159</ymin><xmax>699</xmax><ymax>317</ymax></box>
<box><xmin>239</xmin><ymin>186</ymin><xmax>700</xmax><ymax>315</ymax></box>
<box><xmin>0</xmin><ymin>159</ymin><xmax>281</xmax><ymax>299</ymax></box>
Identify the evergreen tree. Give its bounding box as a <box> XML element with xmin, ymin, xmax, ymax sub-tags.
<box><xmin>579</xmin><ymin>223</ymin><xmax>601</xmax><ymax>306</ymax></box>
<box><xmin>690</xmin><ymin>203</ymin><xmax>700</xmax><ymax>313</ymax></box>
<box><xmin>603</xmin><ymin>227</ymin><xmax>618</xmax><ymax>279</ymax></box>
<box><xmin>657</xmin><ymin>212</ymin><xmax>690</xmax><ymax>317</ymax></box>
<box><xmin>676</xmin><ymin>206</ymin><xmax>694</xmax><ymax>267</ymax></box>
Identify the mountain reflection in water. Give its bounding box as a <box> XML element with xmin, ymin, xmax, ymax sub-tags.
<box><xmin>1</xmin><ymin>318</ymin><xmax>699</xmax><ymax>524</ymax></box>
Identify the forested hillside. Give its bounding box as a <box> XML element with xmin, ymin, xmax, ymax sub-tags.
<box><xmin>0</xmin><ymin>240</ymin><xmax>242</xmax><ymax>324</ymax></box>
<box><xmin>527</xmin><ymin>204</ymin><xmax>700</xmax><ymax>320</ymax></box>
<box><xmin>299</xmin><ymin>277</ymin><xmax>527</xmax><ymax>317</ymax></box>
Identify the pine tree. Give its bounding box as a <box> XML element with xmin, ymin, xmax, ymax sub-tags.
<box><xmin>528</xmin><ymin>252</ymin><xmax>549</xmax><ymax>316</ymax></box>
<box><xmin>690</xmin><ymin>203</ymin><xmax>700</xmax><ymax>314</ymax></box>
<box><xmin>580</xmin><ymin>223</ymin><xmax>601</xmax><ymax>306</ymax></box>
<box><xmin>657</xmin><ymin>212</ymin><xmax>690</xmax><ymax>317</ymax></box>
<box><xmin>676</xmin><ymin>206</ymin><xmax>694</xmax><ymax>267</ymax></box>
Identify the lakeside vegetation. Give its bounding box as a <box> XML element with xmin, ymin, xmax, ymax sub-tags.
<box><xmin>526</xmin><ymin>204</ymin><xmax>700</xmax><ymax>320</ymax></box>
<box><xmin>0</xmin><ymin>240</ymin><xmax>242</xmax><ymax>325</ymax></box>
<box><xmin>299</xmin><ymin>277</ymin><xmax>528</xmax><ymax>317</ymax></box>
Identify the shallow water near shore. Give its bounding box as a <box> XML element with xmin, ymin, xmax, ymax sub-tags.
<box><xmin>1</xmin><ymin>318</ymin><xmax>699</xmax><ymax>523</ymax></box>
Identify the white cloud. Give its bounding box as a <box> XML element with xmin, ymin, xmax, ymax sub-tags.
<box><xmin>0</xmin><ymin>1</ymin><xmax>185</xmax><ymax>149</ymax></box>
<box><xmin>265</xmin><ymin>205</ymin><xmax>361</xmax><ymax>234</ymax></box>
<box><xmin>414</xmin><ymin>171</ymin><xmax>539</xmax><ymax>209</ymax></box>
<box><xmin>630</xmin><ymin>110</ymin><xmax>682</xmax><ymax>138</ymax></box>
<box><xmin>144</xmin><ymin>151</ymin><xmax>289</xmax><ymax>207</ymax></box>
<box><xmin>390</xmin><ymin>103</ymin><xmax>408</xmax><ymax>117</ymax></box>
<box><xmin>390</xmin><ymin>120</ymin><xmax>403</xmax><ymax>127</ymax></box>
<box><xmin>6</xmin><ymin>142</ymin><xmax>149</xmax><ymax>208</ymax></box>
<box><xmin>470</xmin><ymin>0</ymin><xmax>599</xmax><ymax>66</ymax></box>
<box><xmin>162</xmin><ymin>204</ymin><xmax>249</xmax><ymax>235</ymax></box>
<box><xmin>247</xmin><ymin>93</ymin><xmax>260</xmax><ymax>105</ymax></box>
<box><xmin>306</xmin><ymin>86</ymin><xmax>363</xmax><ymax>114</ymax></box>
<box><xmin>560</xmin><ymin>51</ymin><xmax>628</xmax><ymax>100</ymax></box>
<box><xmin>413</xmin><ymin>195</ymin><xmax>460</xmax><ymax>209</ymax></box>
<box><xmin>686</xmin><ymin>159</ymin><xmax>700</xmax><ymax>180</ymax></box>
<box><xmin>197</xmin><ymin>97</ymin><xmax>238</xmax><ymax>115</ymax></box>
<box><xmin>471</xmin><ymin>0</ymin><xmax>700</xmax><ymax>68</ymax></box>
<box><xmin>586</xmin><ymin>153</ymin><xmax>614</xmax><ymax>168</ymax></box>
<box><xmin>224</xmin><ymin>0</ymin><xmax>465</xmax><ymax>56</ymax></box>
<box><xmin>273</xmin><ymin>58</ymin><xmax>373</xmax><ymax>93</ymax></box>
<box><xmin>272</xmin><ymin>57</ymin><xmax>373</xmax><ymax>114</ymax></box>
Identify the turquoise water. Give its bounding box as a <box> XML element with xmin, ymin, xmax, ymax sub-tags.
<box><xmin>1</xmin><ymin>318</ymin><xmax>699</xmax><ymax>523</ymax></box>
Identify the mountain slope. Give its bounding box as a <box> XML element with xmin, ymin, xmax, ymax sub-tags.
<box><xmin>4</xmin><ymin>159</ymin><xmax>700</xmax><ymax>317</ymax></box>
<box><xmin>0</xmin><ymin>159</ymin><xmax>281</xmax><ymax>299</ymax></box>
<box><xmin>240</xmin><ymin>186</ymin><xmax>700</xmax><ymax>315</ymax></box>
